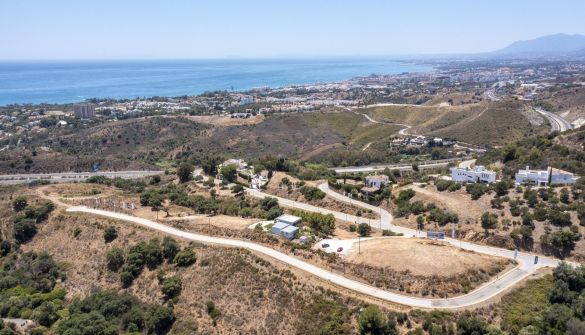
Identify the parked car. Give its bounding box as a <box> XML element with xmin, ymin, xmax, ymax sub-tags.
<box><xmin>337</xmin><ymin>247</ymin><xmax>343</xmax><ymax>252</ymax></box>
<box><xmin>321</xmin><ymin>243</ymin><xmax>330</xmax><ymax>248</ymax></box>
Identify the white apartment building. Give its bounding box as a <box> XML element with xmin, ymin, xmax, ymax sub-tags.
<box><xmin>450</xmin><ymin>165</ymin><xmax>497</xmax><ymax>184</ymax></box>
<box><xmin>515</xmin><ymin>166</ymin><xmax>580</xmax><ymax>186</ymax></box>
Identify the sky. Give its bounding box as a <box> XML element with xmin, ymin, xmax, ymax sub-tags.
<box><xmin>1</xmin><ymin>0</ymin><xmax>584</xmax><ymax>60</ymax></box>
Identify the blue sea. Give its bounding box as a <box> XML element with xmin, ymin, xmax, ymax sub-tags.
<box><xmin>0</xmin><ymin>59</ymin><xmax>431</xmax><ymax>106</ymax></box>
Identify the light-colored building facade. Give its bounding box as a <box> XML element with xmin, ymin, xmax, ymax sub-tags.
<box><xmin>275</xmin><ymin>214</ymin><xmax>302</xmax><ymax>226</ymax></box>
<box><xmin>73</xmin><ymin>103</ymin><xmax>96</xmax><ymax>119</ymax></box>
<box><xmin>515</xmin><ymin>166</ymin><xmax>580</xmax><ymax>186</ymax></box>
<box><xmin>271</xmin><ymin>221</ymin><xmax>289</xmax><ymax>235</ymax></box>
<box><xmin>271</xmin><ymin>215</ymin><xmax>302</xmax><ymax>240</ymax></box>
<box><xmin>450</xmin><ymin>165</ymin><xmax>496</xmax><ymax>183</ymax></box>
<box><xmin>281</xmin><ymin>225</ymin><xmax>299</xmax><ymax>240</ymax></box>
<box><xmin>365</xmin><ymin>175</ymin><xmax>390</xmax><ymax>189</ymax></box>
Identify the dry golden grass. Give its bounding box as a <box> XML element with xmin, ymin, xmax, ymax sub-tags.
<box><xmin>347</xmin><ymin>238</ymin><xmax>505</xmax><ymax>277</ymax></box>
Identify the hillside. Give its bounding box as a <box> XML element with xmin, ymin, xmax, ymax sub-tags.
<box><xmin>362</xmin><ymin>101</ymin><xmax>549</xmax><ymax>147</ymax></box>
<box><xmin>495</xmin><ymin>33</ymin><xmax>585</xmax><ymax>54</ymax></box>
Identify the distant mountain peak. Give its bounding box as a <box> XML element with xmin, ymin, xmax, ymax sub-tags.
<box><xmin>495</xmin><ymin>33</ymin><xmax>585</xmax><ymax>54</ymax></box>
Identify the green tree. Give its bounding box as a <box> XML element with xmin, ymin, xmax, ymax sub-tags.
<box><xmin>161</xmin><ymin>276</ymin><xmax>182</xmax><ymax>300</ymax></box>
<box><xmin>358</xmin><ymin>305</ymin><xmax>395</xmax><ymax>335</ymax></box>
<box><xmin>177</xmin><ymin>162</ymin><xmax>194</xmax><ymax>183</ymax></box>
<box><xmin>103</xmin><ymin>226</ymin><xmax>118</xmax><ymax>243</ymax></box>
<box><xmin>220</xmin><ymin>164</ymin><xmax>238</xmax><ymax>183</ymax></box>
<box><xmin>162</xmin><ymin>236</ymin><xmax>179</xmax><ymax>261</ymax></box>
<box><xmin>481</xmin><ymin>212</ymin><xmax>498</xmax><ymax>232</ymax></box>
<box><xmin>14</xmin><ymin>218</ymin><xmax>37</xmax><ymax>244</ymax></box>
<box><xmin>106</xmin><ymin>247</ymin><xmax>125</xmax><ymax>271</ymax></box>
<box><xmin>145</xmin><ymin>305</ymin><xmax>175</xmax><ymax>334</ymax></box>
<box><xmin>358</xmin><ymin>223</ymin><xmax>372</xmax><ymax>237</ymax></box>
<box><xmin>173</xmin><ymin>248</ymin><xmax>196</xmax><ymax>267</ymax></box>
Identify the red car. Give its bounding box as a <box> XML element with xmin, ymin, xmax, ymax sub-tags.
<box><xmin>337</xmin><ymin>247</ymin><xmax>343</xmax><ymax>253</ymax></box>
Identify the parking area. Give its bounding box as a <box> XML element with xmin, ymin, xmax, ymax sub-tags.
<box><xmin>315</xmin><ymin>238</ymin><xmax>363</xmax><ymax>256</ymax></box>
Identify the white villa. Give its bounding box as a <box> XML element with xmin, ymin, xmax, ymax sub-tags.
<box><xmin>271</xmin><ymin>215</ymin><xmax>302</xmax><ymax>240</ymax></box>
<box><xmin>365</xmin><ymin>175</ymin><xmax>390</xmax><ymax>189</ymax></box>
<box><xmin>450</xmin><ymin>165</ymin><xmax>497</xmax><ymax>184</ymax></box>
<box><xmin>515</xmin><ymin>166</ymin><xmax>580</xmax><ymax>186</ymax></box>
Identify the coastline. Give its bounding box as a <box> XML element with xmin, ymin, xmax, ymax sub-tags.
<box><xmin>0</xmin><ymin>58</ymin><xmax>433</xmax><ymax>106</ymax></box>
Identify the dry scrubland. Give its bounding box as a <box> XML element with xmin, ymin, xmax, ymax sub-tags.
<box><xmin>363</xmin><ymin>102</ymin><xmax>549</xmax><ymax>146</ymax></box>
<box><xmin>393</xmin><ymin>183</ymin><xmax>585</xmax><ymax>261</ymax></box>
<box><xmin>0</xmin><ymin>111</ymin><xmax>404</xmax><ymax>174</ymax></box>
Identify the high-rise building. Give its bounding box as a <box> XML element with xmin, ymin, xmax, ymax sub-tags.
<box><xmin>73</xmin><ymin>103</ymin><xmax>96</xmax><ymax>119</ymax></box>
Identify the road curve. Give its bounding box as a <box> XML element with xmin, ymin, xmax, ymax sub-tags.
<box><xmin>246</xmin><ymin>184</ymin><xmax>564</xmax><ymax>302</ymax></box>
<box><xmin>66</xmin><ymin>204</ymin><xmax>554</xmax><ymax>309</ymax></box>
<box><xmin>533</xmin><ymin>107</ymin><xmax>572</xmax><ymax>132</ymax></box>
<box><xmin>332</xmin><ymin>158</ymin><xmax>461</xmax><ymax>174</ymax></box>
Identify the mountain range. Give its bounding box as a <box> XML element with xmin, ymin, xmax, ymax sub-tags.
<box><xmin>494</xmin><ymin>33</ymin><xmax>585</xmax><ymax>55</ymax></box>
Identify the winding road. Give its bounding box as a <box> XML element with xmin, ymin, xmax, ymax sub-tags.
<box><xmin>533</xmin><ymin>107</ymin><xmax>572</xmax><ymax>132</ymax></box>
<box><xmin>59</xmin><ymin>180</ymin><xmax>567</xmax><ymax>309</ymax></box>
<box><xmin>331</xmin><ymin>158</ymin><xmax>461</xmax><ymax>174</ymax></box>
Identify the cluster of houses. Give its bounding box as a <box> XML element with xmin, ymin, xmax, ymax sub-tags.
<box><xmin>271</xmin><ymin>214</ymin><xmax>302</xmax><ymax>240</ymax></box>
<box><xmin>216</xmin><ymin>159</ymin><xmax>269</xmax><ymax>189</ymax></box>
<box><xmin>392</xmin><ymin>136</ymin><xmax>457</xmax><ymax>147</ymax></box>
<box><xmin>449</xmin><ymin>165</ymin><xmax>580</xmax><ymax>186</ymax></box>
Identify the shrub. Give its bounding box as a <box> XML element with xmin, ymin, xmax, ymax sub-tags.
<box><xmin>299</xmin><ymin>186</ymin><xmax>326</xmax><ymax>201</ymax></box>
<box><xmin>465</xmin><ymin>183</ymin><xmax>489</xmax><ymax>200</ymax></box>
<box><xmin>357</xmin><ymin>223</ymin><xmax>371</xmax><ymax>237</ymax></box>
<box><xmin>173</xmin><ymin>248</ymin><xmax>196</xmax><ymax>267</ymax></box>
<box><xmin>161</xmin><ymin>276</ymin><xmax>182</xmax><ymax>300</ymax></box>
<box><xmin>161</xmin><ymin>236</ymin><xmax>179</xmax><ymax>261</ymax></box>
<box><xmin>72</xmin><ymin>226</ymin><xmax>82</xmax><ymax>238</ymax></box>
<box><xmin>14</xmin><ymin>219</ymin><xmax>37</xmax><ymax>244</ymax></box>
<box><xmin>481</xmin><ymin>212</ymin><xmax>498</xmax><ymax>232</ymax></box>
<box><xmin>103</xmin><ymin>226</ymin><xmax>118</xmax><ymax>243</ymax></box>
<box><xmin>206</xmin><ymin>301</ymin><xmax>221</xmax><ymax>322</ymax></box>
<box><xmin>106</xmin><ymin>247</ymin><xmax>125</xmax><ymax>272</ymax></box>
<box><xmin>357</xmin><ymin>305</ymin><xmax>396</xmax><ymax>335</ymax></box>
<box><xmin>12</xmin><ymin>196</ymin><xmax>28</xmax><ymax>212</ymax></box>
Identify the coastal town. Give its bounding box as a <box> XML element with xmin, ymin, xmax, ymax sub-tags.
<box><xmin>2</xmin><ymin>2</ymin><xmax>585</xmax><ymax>332</ymax></box>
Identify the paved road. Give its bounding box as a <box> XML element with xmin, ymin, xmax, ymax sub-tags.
<box><xmin>534</xmin><ymin>107</ymin><xmax>572</xmax><ymax>132</ymax></box>
<box><xmin>332</xmin><ymin>158</ymin><xmax>461</xmax><ymax>174</ymax></box>
<box><xmin>0</xmin><ymin>170</ymin><xmax>164</xmax><ymax>185</ymax></box>
<box><xmin>66</xmin><ymin>192</ymin><xmax>562</xmax><ymax>309</ymax></box>
<box><xmin>354</xmin><ymin>111</ymin><xmax>412</xmax><ymax>135</ymax></box>
<box><xmin>249</xmin><ymin>184</ymin><xmax>567</xmax><ymax>303</ymax></box>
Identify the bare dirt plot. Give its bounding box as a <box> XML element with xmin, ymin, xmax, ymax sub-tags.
<box><xmin>347</xmin><ymin>238</ymin><xmax>506</xmax><ymax>277</ymax></box>
<box><xmin>162</xmin><ymin>214</ymin><xmax>257</xmax><ymax>231</ymax></box>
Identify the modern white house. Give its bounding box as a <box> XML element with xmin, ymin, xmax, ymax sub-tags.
<box><xmin>271</xmin><ymin>221</ymin><xmax>290</xmax><ymax>235</ymax></box>
<box><xmin>271</xmin><ymin>215</ymin><xmax>302</xmax><ymax>240</ymax></box>
<box><xmin>365</xmin><ymin>175</ymin><xmax>390</xmax><ymax>189</ymax></box>
<box><xmin>450</xmin><ymin>165</ymin><xmax>497</xmax><ymax>183</ymax></box>
<box><xmin>281</xmin><ymin>225</ymin><xmax>300</xmax><ymax>240</ymax></box>
<box><xmin>515</xmin><ymin>166</ymin><xmax>580</xmax><ymax>186</ymax></box>
<box><xmin>275</xmin><ymin>214</ymin><xmax>302</xmax><ymax>226</ymax></box>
